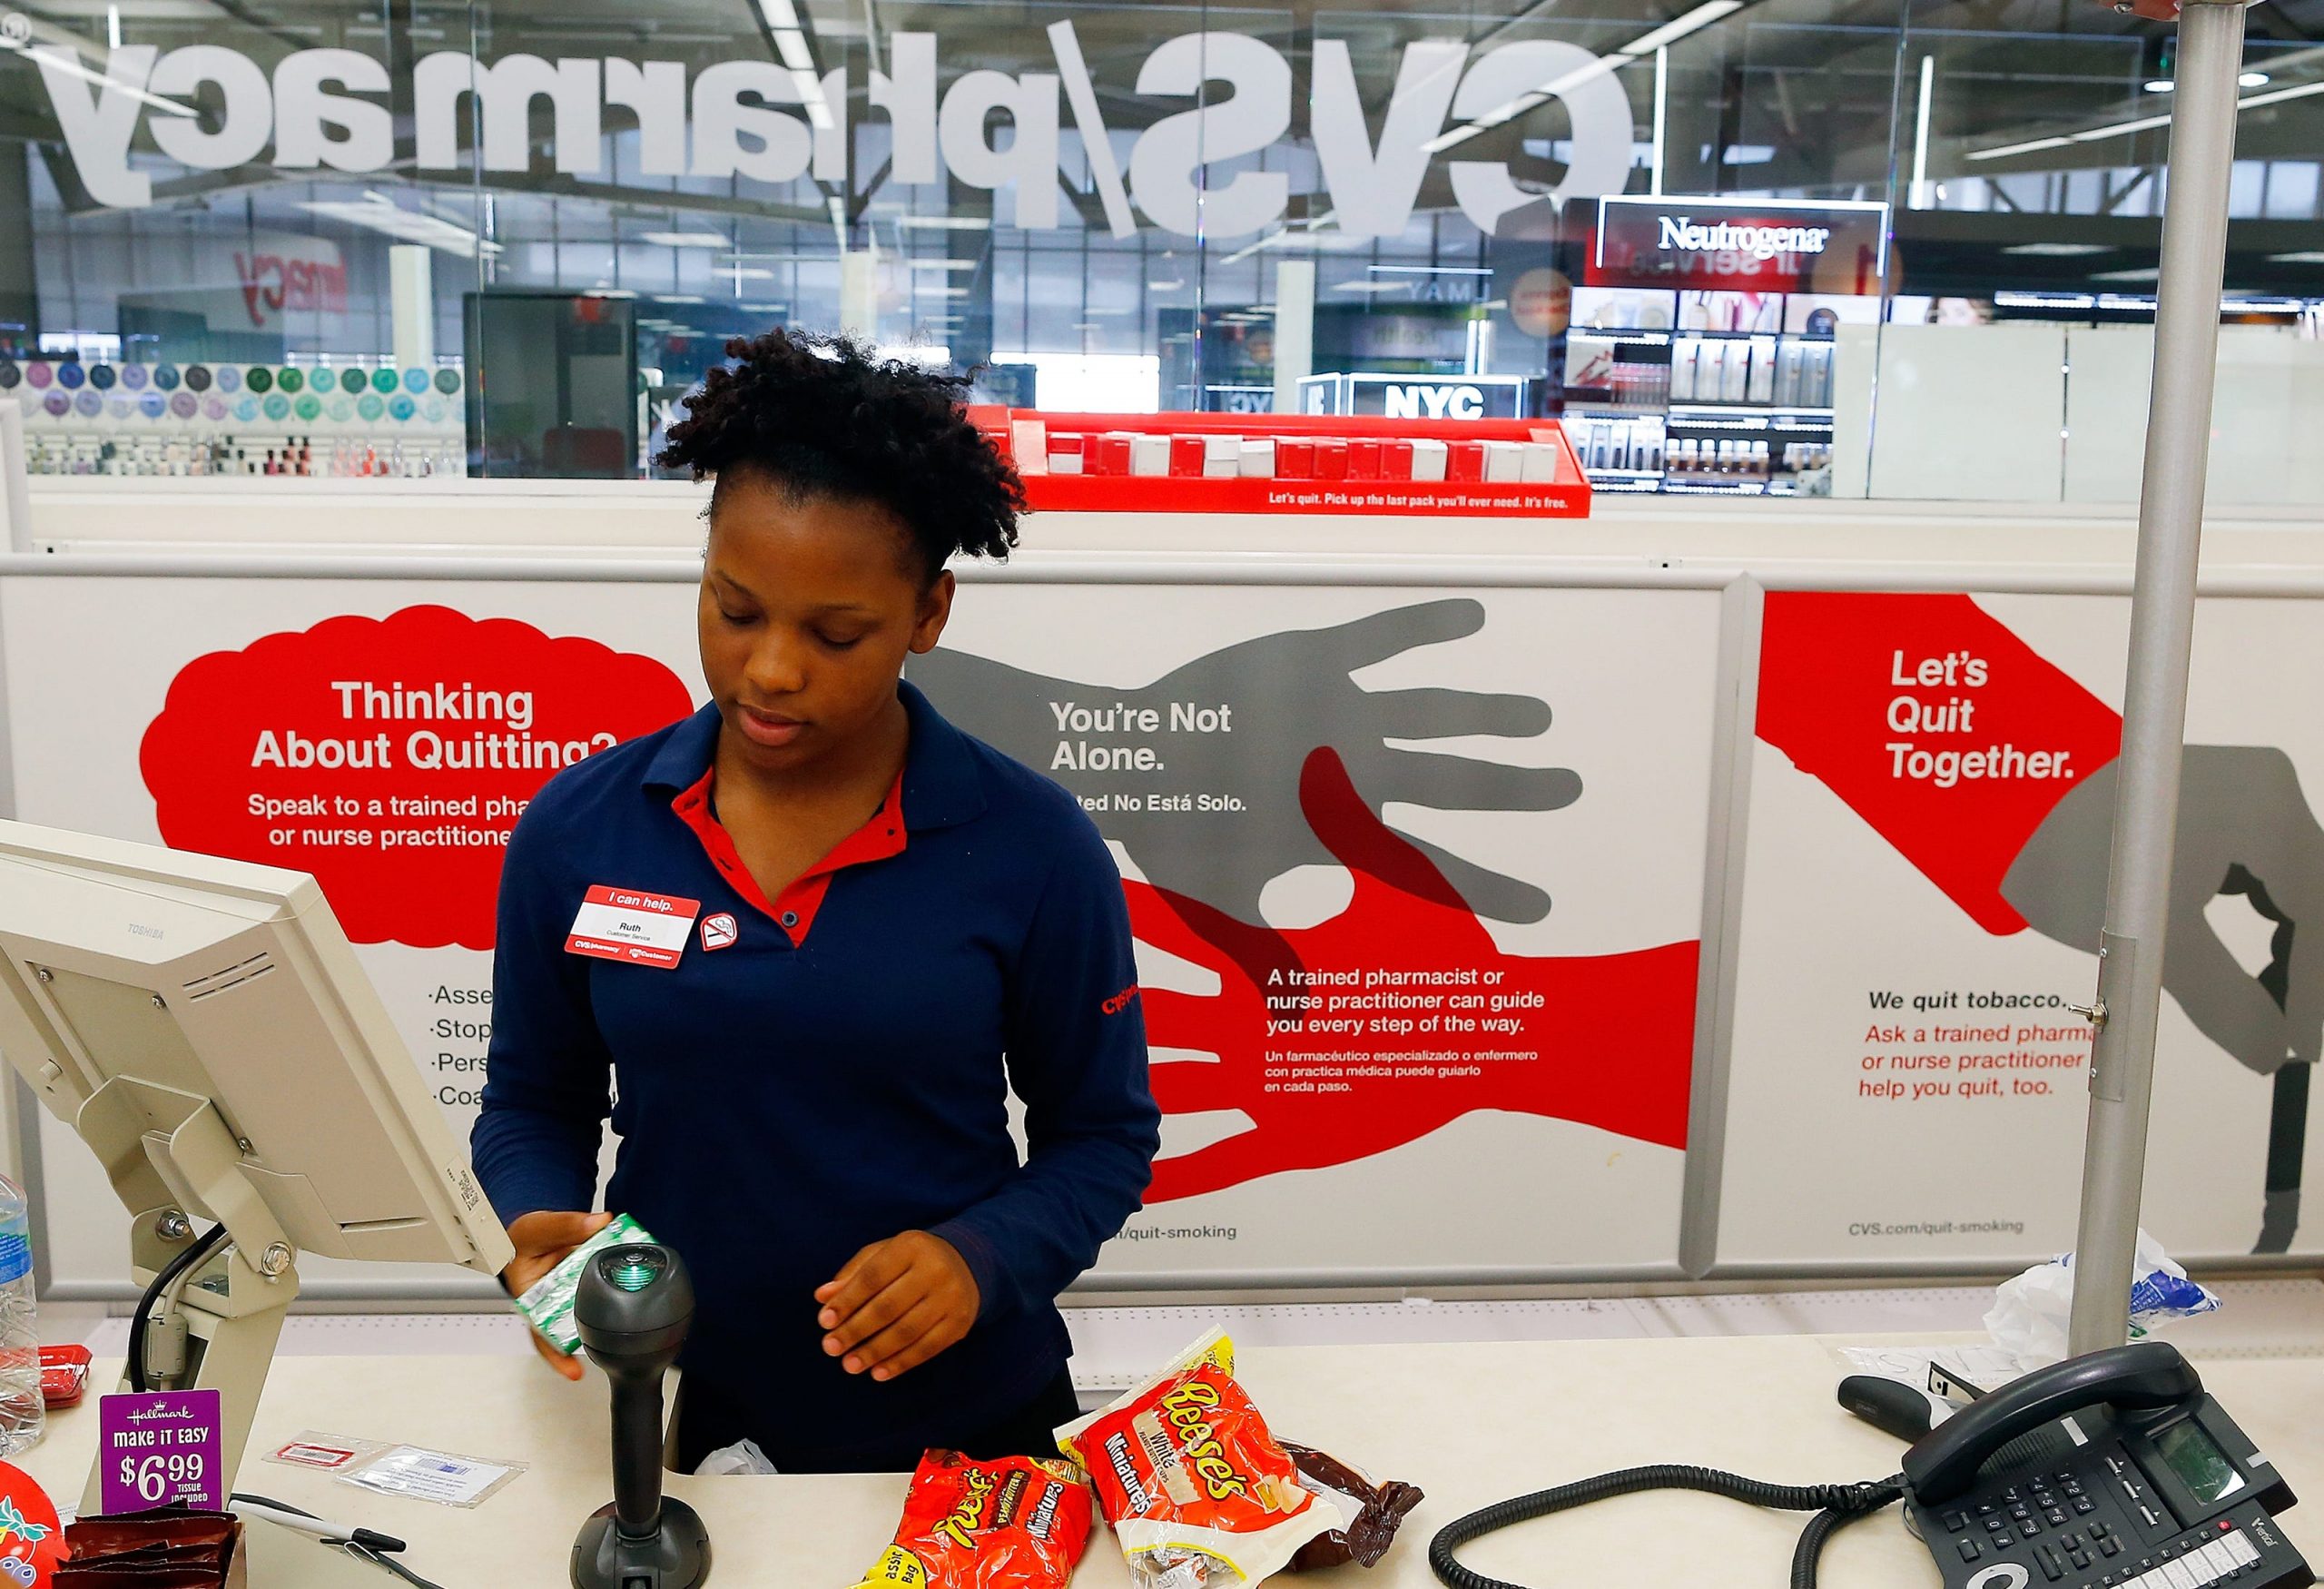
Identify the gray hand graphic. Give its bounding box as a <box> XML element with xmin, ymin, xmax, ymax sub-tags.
<box><xmin>908</xmin><ymin>599</ymin><xmax>1580</xmax><ymax>924</ymax></box>
<box><xmin>2000</xmin><ymin>745</ymin><xmax>2324</xmax><ymax>1075</ymax></box>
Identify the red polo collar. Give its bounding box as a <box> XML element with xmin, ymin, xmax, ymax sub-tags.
<box><xmin>668</xmin><ymin>768</ymin><xmax>908</xmax><ymax>945</ymax></box>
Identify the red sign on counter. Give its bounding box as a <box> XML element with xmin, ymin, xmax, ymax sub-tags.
<box><xmin>966</xmin><ymin>409</ymin><xmax>1591</xmax><ymax>518</ymax></box>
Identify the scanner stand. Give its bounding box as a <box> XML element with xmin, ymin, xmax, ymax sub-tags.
<box><xmin>573</xmin><ymin>1498</ymin><xmax>711</xmax><ymax>1589</ymax></box>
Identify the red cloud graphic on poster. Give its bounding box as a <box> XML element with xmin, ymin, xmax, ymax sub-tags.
<box><xmin>139</xmin><ymin>606</ymin><xmax>694</xmax><ymax>949</ymax></box>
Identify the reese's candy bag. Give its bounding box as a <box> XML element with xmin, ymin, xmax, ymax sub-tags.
<box><xmin>850</xmin><ymin>1451</ymin><xmax>1093</xmax><ymax>1589</ymax></box>
<box><xmin>1056</xmin><ymin>1331</ymin><xmax>1339</xmax><ymax>1589</ymax></box>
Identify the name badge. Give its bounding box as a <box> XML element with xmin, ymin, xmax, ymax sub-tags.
<box><xmin>566</xmin><ymin>885</ymin><xmax>701</xmax><ymax>970</ymax></box>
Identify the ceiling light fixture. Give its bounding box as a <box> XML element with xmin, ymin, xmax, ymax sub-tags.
<box><xmin>9</xmin><ymin>39</ymin><xmax>197</xmax><ymax>117</ymax></box>
<box><xmin>2235</xmin><ymin>77</ymin><xmax>2324</xmax><ymax>110</ymax></box>
<box><xmin>1424</xmin><ymin>0</ymin><xmax>1741</xmax><ymax>153</ymax></box>
<box><xmin>793</xmin><ymin>68</ymin><xmax>833</xmax><ymax>130</ymax></box>
<box><xmin>1623</xmin><ymin>0</ymin><xmax>1745</xmax><ymax>56</ymax></box>
<box><xmin>1972</xmin><ymin>75</ymin><xmax>2324</xmax><ymax>160</ymax></box>
<box><xmin>301</xmin><ymin>197</ymin><xmax>501</xmax><ymax>258</ymax></box>
<box><xmin>2072</xmin><ymin>111</ymin><xmax>2173</xmax><ymax>142</ymax></box>
<box><xmin>1966</xmin><ymin>134</ymin><xmax>2074</xmax><ymax>161</ymax></box>
<box><xmin>639</xmin><ymin>231</ymin><xmax>729</xmax><ymax>248</ymax></box>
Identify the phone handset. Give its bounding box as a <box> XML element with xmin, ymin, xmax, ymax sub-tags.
<box><xmin>1902</xmin><ymin>1341</ymin><xmax>2202</xmax><ymax>1505</ymax></box>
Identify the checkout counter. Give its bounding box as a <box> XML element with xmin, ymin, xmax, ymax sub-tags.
<box><xmin>15</xmin><ymin>1334</ymin><xmax>2324</xmax><ymax>1588</ymax></box>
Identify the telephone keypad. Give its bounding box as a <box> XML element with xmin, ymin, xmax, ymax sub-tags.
<box><xmin>1911</xmin><ymin>1394</ymin><xmax>2304</xmax><ymax>1589</ymax></box>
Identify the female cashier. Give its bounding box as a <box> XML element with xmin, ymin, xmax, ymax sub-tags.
<box><xmin>470</xmin><ymin>330</ymin><xmax>1160</xmax><ymax>1473</ymax></box>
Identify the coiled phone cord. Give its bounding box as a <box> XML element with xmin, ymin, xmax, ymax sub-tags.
<box><xmin>1429</xmin><ymin>1465</ymin><xmax>1905</xmax><ymax>1589</ymax></box>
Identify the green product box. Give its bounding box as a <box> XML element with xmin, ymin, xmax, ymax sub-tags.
<box><xmin>513</xmin><ymin>1213</ymin><xmax>655</xmax><ymax>1355</ymax></box>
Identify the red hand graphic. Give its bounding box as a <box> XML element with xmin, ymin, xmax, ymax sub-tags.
<box><xmin>1128</xmin><ymin>748</ymin><xmax>1699</xmax><ymax>1203</ymax></box>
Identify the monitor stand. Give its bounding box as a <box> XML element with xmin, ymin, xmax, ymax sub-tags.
<box><xmin>75</xmin><ymin>1076</ymin><xmax>299</xmax><ymax>1518</ymax></box>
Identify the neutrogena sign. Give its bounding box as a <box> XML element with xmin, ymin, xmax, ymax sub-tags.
<box><xmin>1656</xmin><ymin>216</ymin><xmax>1833</xmax><ymax>262</ymax></box>
<box><xmin>33</xmin><ymin>23</ymin><xmax>1636</xmax><ymax>236</ymax></box>
<box><xmin>1594</xmin><ymin>195</ymin><xmax>1891</xmax><ymax>291</ymax></box>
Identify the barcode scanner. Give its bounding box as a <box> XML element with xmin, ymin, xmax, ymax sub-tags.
<box><xmin>570</xmin><ymin>1243</ymin><xmax>712</xmax><ymax>1589</ymax></box>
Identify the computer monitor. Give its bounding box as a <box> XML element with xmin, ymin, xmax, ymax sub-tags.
<box><xmin>0</xmin><ymin>818</ymin><xmax>514</xmax><ymax>1506</ymax></box>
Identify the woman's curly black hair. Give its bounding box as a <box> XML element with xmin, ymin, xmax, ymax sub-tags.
<box><xmin>656</xmin><ymin>328</ymin><xmax>1024</xmax><ymax>585</ymax></box>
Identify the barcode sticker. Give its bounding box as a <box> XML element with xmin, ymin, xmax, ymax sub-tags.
<box><xmin>336</xmin><ymin>1443</ymin><xmax>526</xmax><ymax>1508</ymax></box>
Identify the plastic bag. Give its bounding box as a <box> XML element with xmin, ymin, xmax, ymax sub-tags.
<box><xmin>1057</xmin><ymin>1330</ymin><xmax>1340</xmax><ymax>1589</ymax></box>
<box><xmin>849</xmin><ymin>1451</ymin><xmax>1092</xmax><ymax>1589</ymax></box>
<box><xmin>694</xmin><ymin>1439</ymin><xmax>777</xmax><ymax>1476</ymax></box>
<box><xmin>1278</xmin><ymin>1446</ymin><xmax>1422</xmax><ymax>1572</ymax></box>
<box><xmin>1984</xmin><ymin>1227</ymin><xmax>2221</xmax><ymax>1367</ymax></box>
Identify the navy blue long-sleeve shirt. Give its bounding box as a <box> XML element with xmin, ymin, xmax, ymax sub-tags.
<box><xmin>471</xmin><ymin>682</ymin><xmax>1157</xmax><ymax>1468</ymax></box>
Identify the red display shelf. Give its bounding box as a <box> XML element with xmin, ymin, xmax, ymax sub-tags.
<box><xmin>966</xmin><ymin>408</ymin><xmax>1591</xmax><ymax>519</ymax></box>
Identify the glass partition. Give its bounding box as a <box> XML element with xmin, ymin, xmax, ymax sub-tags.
<box><xmin>5</xmin><ymin>0</ymin><xmax>2321</xmax><ymax>499</ymax></box>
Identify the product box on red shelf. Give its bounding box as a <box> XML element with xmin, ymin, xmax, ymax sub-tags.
<box><xmin>968</xmin><ymin>408</ymin><xmax>1590</xmax><ymax>518</ymax></box>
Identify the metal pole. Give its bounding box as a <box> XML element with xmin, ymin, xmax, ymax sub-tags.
<box><xmin>2065</xmin><ymin>0</ymin><xmax>2249</xmax><ymax>1358</ymax></box>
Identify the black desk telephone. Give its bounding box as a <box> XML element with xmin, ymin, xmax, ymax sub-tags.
<box><xmin>1902</xmin><ymin>1344</ymin><xmax>2307</xmax><ymax>1589</ymax></box>
<box><xmin>1430</xmin><ymin>1341</ymin><xmax>2312</xmax><ymax>1589</ymax></box>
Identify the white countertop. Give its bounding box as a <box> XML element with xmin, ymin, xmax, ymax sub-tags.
<box><xmin>21</xmin><ymin>1335</ymin><xmax>2324</xmax><ymax>1588</ymax></box>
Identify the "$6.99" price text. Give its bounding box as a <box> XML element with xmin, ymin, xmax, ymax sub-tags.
<box><xmin>117</xmin><ymin>1452</ymin><xmax>206</xmax><ymax>1503</ymax></box>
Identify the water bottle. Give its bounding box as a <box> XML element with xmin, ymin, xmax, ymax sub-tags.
<box><xmin>0</xmin><ymin>1175</ymin><xmax>44</xmax><ymax>1456</ymax></box>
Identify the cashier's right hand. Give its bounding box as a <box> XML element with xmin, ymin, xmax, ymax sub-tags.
<box><xmin>503</xmin><ymin>1210</ymin><xmax>615</xmax><ymax>1381</ymax></box>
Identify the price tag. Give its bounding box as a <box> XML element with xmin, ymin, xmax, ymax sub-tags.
<box><xmin>96</xmin><ymin>1390</ymin><xmax>222</xmax><ymax>1514</ymax></box>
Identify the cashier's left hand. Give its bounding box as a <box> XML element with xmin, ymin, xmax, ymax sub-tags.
<box><xmin>814</xmin><ymin>1230</ymin><xmax>980</xmax><ymax>1381</ymax></box>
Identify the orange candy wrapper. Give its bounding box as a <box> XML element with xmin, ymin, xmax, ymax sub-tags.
<box><xmin>1056</xmin><ymin>1332</ymin><xmax>1342</xmax><ymax>1589</ymax></box>
<box><xmin>850</xmin><ymin>1451</ymin><xmax>1094</xmax><ymax>1589</ymax></box>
